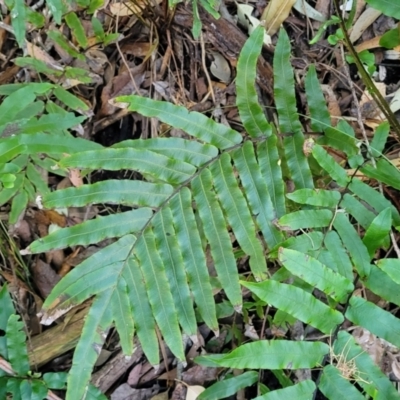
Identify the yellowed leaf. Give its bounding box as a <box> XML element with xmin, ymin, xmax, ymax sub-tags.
<box><xmin>185</xmin><ymin>385</ymin><xmax>205</xmax><ymax>400</ymax></box>
<box><xmin>262</xmin><ymin>0</ymin><xmax>297</xmax><ymax>36</ymax></box>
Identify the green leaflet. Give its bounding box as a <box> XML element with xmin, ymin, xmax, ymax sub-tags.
<box><xmin>111</xmin><ymin>278</ymin><xmax>135</xmax><ymax>355</ymax></box>
<box><xmin>349</xmin><ymin>178</ymin><xmax>400</xmax><ymax>226</ymax></box>
<box><xmin>53</xmin><ymin>86</ymin><xmax>89</xmax><ymax>112</ymax></box>
<box><xmin>376</xmin><ymin>259</ymin><xmax>400</xmax><ymax>286</ymax></box>
<box><xmin>197</xmin><ymin>371</ymin><xmax>258</xmax><ymax>400</ymax></box>
<box><xmin>7</xmin><ymin>0</ymin><xmax>26</xmax><ymax>47</ymax></box>
<box><xmin>322</xmin><ymin>123</ymin><xmax>359</xmax><ymax>157</ymax></box>
<box><xmin>333</xmin><ymin>212</ymin><xmax>371</xmax><ymax>278</ymax></box>
<box><xmin>362</xmin><ymin>207</ymin><xmax>391</xmax><ymax>257</ymax></box>
<box><xmin>40</xmin><ymin>236</ymin><xmax>134</xmax><ymax>321</ymax></box>
<box><xmin>0</xmin><ymin>285</ymin><xmax>14</xmax><ymax>359</ymax></box>
<box><xmin>363</xmin><ymin>264</ymin><xmax>400</xmax><ymax>307</ymax></box>
<box><xmin>65</xmin><ymin>12</ymin><xmax>87</xmax><ymax>48</ymax></box>
<box><xmin>0</xmin><ymin>86</ymin><xmax>36</xmax><ymax>127</ymax></box>
<box><xmin>232</xmin><ymin>141</ymin><xmax>284</xmax><ymax>248</ymax></box>
<box><xmin>170</xmin><ymin>188</ymin><xmax>218</xmax><ymax>331</ymax></box>
<box><xmin>236</xmin><ymin>25</ymin><xmax>271</xmax><ymax>138</ymax></box>
<box><xmin>278</xmin><ymin>209</ymin><xmax>333</xmax><ymax>230</ymax></box>
<box><xmin>117</xmin><ymin>95</ymin><xmax>242</xmax><ymax>149</ymax></box>
<box><xmin>305</xmin><ymin>65</ymin><xmax>330</xmax><ymax>132</ymax></box>
<box><xmin>274</xmin><ymin>29</ymin><xmax>313</xmax><ymax>189</ymax></box>
<box><xmin>210</xmin><ymin>152</ymin><xmax>267</xmax><ymax>280</ymax></box>
<box><xmin>122</xmin><ymin>258</ymin><xmax>159</xmax><ymax>365</ymax></box>
<box><xmin>43</xmin><ymin>180</ymin><xmax>174</xmax><ymax>209</ymax></box>
<box><xmin>153</xmin><ymin>208</ymin><xmax>197</xmax><ymax>337</ymax></box>
<box><xmin>9</xmin><ymin>189</ymin><xmax>28</xmax><ymax>224</ymax></box>
<box><xmin>135</xmin><ymin>229</ymin><xmax>185</xmax><ymax>360</ymax></box>
<box><xmin>195</xmin><ymin>340</ymin><xmax>329</xmax><ymax>369</ymax></box>
<box><xmin>6</xmin><ymin>315</ymin><xmax>30</xmax><ymax>376</ymax></box>
<box><xmin>324</xmin><ymin>231</ymin><xmax>353</xmax><ymax>281</ymax></box>
<box><xmin>253</xmin><ymin>380</ymin><xmax>316</xmax><ymax>400</ymax></box>
<box><xmin>242</xmin><ymin>280</ymin><xmax>344</xmax><ymax>334</ymax></box>
<box><xmin>346</xmin><ymin>296</ymin><xmax>400</xmax><ymax>348</ymax></box>
<box><xmin>27</xmin><ymin>209</ymin><xmax>152</xmax><ymax>253</ymax></box>
<box><xmin>361</xmin><ymin>158</ymin><xmax>400</xmax><ymax>190</ymax></box>
<box><xmin>66</xmin><ymin>290</ymin><xmax>113</xmax><ymax>400</ymax></box>
<box><xmin>0</xmin><ymin>133</ymin><xmax>101</xmax><ymax>163</ymax></box>
<box><xmin>286</xmin><ymin>188</ymin><xmax>340</xmax><ymax>208</ymax></box>
<box><xmin>334</xmin><ymin>331</ymin><xmax>400</xmax><ymax>399</ymax></box>
<box><xmin>270</xmin><ymin>231</ymin><xmax>324</xmax><ymax>259</ymax></box>
<box><xmin>113</xmin><ymin>138</ymin><xmax>218</xmax><ymax>167</ymax></box>
<box><xmin>312</xmin><ymin>144</ymin><xmax>349</xmax><ymax>187</ymax></box>
<box><xmin>364</xmin><ymin>0</ymin><xmax>400</xmax><ymax>19</ymax></box>
<box><xmin>257</xmin><ymin>136</ymin><xmax>286</xmax><ymax>218</ymax></box>
<box><xmin>60</xmin><ymin>147</ymin><xmax>196</xmax><ymax>185</ymax></box>
<box><xmin>4</xmin><ymin>113</ymin><xmax>85</xmax><ymax>135</ymax></box>
<box><xmin>370</xmin><ymin>122</ymin><xmax>389</xmax><ymax>157</ymax></box>
<box><xmin>192</xmin><ymin>170</ymin><xmax>242</xmax><ymax>309</ymax></box>
<box><xmin>341</xmin><ymin>194</ymin><xmax>376</xmax><ymax>229</ymax></box>
<box><xmin>319</xmin><ymin>365</ymin><xmax>365</xmax><ymax>400</ymax></box>
<box><xmin>278</xmin><ymin>248</ymin><xmax>354</xmax><ymax>302</ymax></box>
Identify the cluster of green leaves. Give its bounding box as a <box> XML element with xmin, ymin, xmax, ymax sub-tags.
<box><xmin>0</xmin><ymin>284</ymin><xmax>105</xmax><ymax>399</ymax></box>
<box><xmin>20</xmin><ymin>23</ymin><xmax>400</xmax><ymax>399</ymax></box>
<box><xmin>0</xmin><ymin>83</ymin><xmax>100</xmax><ymax>224</ymax></box>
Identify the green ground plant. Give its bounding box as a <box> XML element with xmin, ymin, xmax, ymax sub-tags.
<box><xmin>0</xmin><ymin>285</ymin><xmax>105</xmax><ymax>399</ymax></box>
<box><xmin>15</xmin><ymin>23</ymin><xmax>400</xmax><ymax>399</ymax></box>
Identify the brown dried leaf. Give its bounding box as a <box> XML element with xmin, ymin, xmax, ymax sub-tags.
<box><xmin>262</xmin><ymin>0</ymin><xmax>297</xmax><ymax>36</ymax></box>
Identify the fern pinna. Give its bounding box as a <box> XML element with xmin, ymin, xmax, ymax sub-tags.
<box><xmin>23</xmin><ymin>26</ymin><xmax>400</xmax><ymax>399</ymax></box>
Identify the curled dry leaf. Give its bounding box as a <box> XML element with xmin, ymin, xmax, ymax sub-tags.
<box><xmin>349</xmin><ymin>7</ymin><xmax>382</xmax><ymax>43</ymax></box>
<box><xmin>293</xmin><ymin>0</ymin><xmax>326</xmax><ymax>22</ymax></box>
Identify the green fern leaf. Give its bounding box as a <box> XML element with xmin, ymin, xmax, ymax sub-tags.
<box><xmin>279</xmin><ymin>248</ymin><xmax>354</xmax><ymax>302</ymax></box>
<box><xmin>274</xmin><ymin>29</ymin><xmax>313</xmax><ymax>189</ymax></box>
<box><xmin>253</xmin><ymin>380</ymin><xmax>316</xmax><ymax>400</ymax></box>
<box><xmin>42</xmin><ymin>180</ymin><xmax>173</xmax><ymax>209</ymax></box>
<box><xmin>0</xmin><ymin>133</ymin><xmax>101</xmax><ymax>163</ymax></box>
<box><xmin>121</xmin><ymin>257</ymin><xmax>159</xmax><ymax>365</ymax></box>
<box><xmin>9</xmin><ymin>189</ymin><xmax>28</xmax><ymax>224</ymax></box>
<box><xmin>242</xmin><ymin>280</ymin><xmax>343</xmax><ymax>334</ymax></box>
<box><xmin>361</xmin><ymin>158</ymin><xmax>400</xmax><ymax>190</ymax></box>
<box><xmin>304</xmin><ymin>65</ymin><xmax>331</xmax><ymax>132</ymax></box>
<box><xmin>117</xmin><ymin>96</ymin><xmax>242</xmax><ymax>149</ymax></box>
<box><xmin>319</xmin><ymin>365</ymin><xmax>365</xmax><ymax>400</ymax></box>
<box><xmin>341</xmin><ymin>194</ymin><xmax>376</xmax><ymax>229</ymax></box>
<box><xmin>236</xmin><ymin>26</ymin><xmax>271</xmax><ymax>138</ymax></box>
<box><xmin>312</xmin><ymin>144</ymin><xmax>349</xmax><ymax>187</ymax></box>
<box><xmin>60</xmin><ymin>148</ymin><xmax>196</xmax><ymax>185</ymax></box>
<box><xmin>324</xmin><ymin>232</ymin><xmax>353</xmax><ymax>280</ymax></box>
<box><xmin>153</xmin><ymin>208</ymin><xmax>197</xmax><ymax>337</ymax></box>
<box><xmin>113</xmin><ymin>138</ymin><xmax>218</xmax><ymax>167</ymax></box>
<box><xmin>349</xmin><ymin>178</ymin><xmax>400</xmax><ymax>226</ymax></box>
<box><xmin>286</xmin><ymin>188</ymin><xmax>340</xmax><ymax>208</ymax></box>
<box><xmin>257</xmin><ymin>136</ymin><xmax>286</xmax><ymax>218</ymax></box>
<box><xmin>135</xmin><ymin>229</ymin><xmax>185</xmax><ymax>360</ymax></box>
<box><xmin>197</xmin><ymin>371</ymin><xmax>258</xmax><ymax>400</ymax></box>
<box><xmin>364</xmin><ymin>264</ymin><xmax>400</xmax><ymax>307</ymax></box>
<box><xmin>376</xmin><ymin>259</ymin><xmax>400</xmax><ymax>285</ymax></box>
<box><xmin>26</xmin><ymin>209</ymin><xmax>152</xmax><ymax>253</ymax></box>
<box><xmin>192</xmin><ymin>169</ymin><xmax>242</xmax><ymax>309</ymax></box>
<box><xmin>111</xmin><ymin>278</ymin><xmax>135</xmax><ymax>355</ymax></box>
<box><xmin>232</xmin><ymin>141</ymin><xmax>284</xmax><ymax>248</ymax></box>
<box><xmin>195</xmin><ymin>340</ymin><xmax>329</xmax><ymax>369</ymax></box>
<box><xmin>210</xmin><ymin>153</ymin><xmax>267</xmax><ymax>280</ymax></box>
<box><xmin>362</xmin><ymin>207</ymin><xmax>391</xmax><ymax>256</ymax></box>
<box><xmin>346</xmin><ymin>296</ymin><xmax>400</xmax><ymax>348</ymax></box>
<box><xmin>6</xmin><ymin>315</ymin><xmax>30</xmax><ymax>375</ymax></box>
<box><xmin>333</xmin><ymin>213</ymin><xmax>371</xmax><ymax>278</ymax></box>
<box><xmin>66</xmin><ymin>290</ymin><xmax>113</xmax><ymax>400</ymax></box>
<box><xmin>170</xmin><ymin>188</ymin><xmax>218</xmax><ymax>331</ymax></box>
<box><xmin>39</xmin><ymin>236</ymin><xmax>134</xmax><ymax>320</ymax></box>
<box><xmin>322</xmin><ymin>123</ymin><xmax>359</xmax><ymax>157</ymax></box>
<box><xmin>278</xmin><ymin>209</ymin><xmax>333</xmax><ymax>230</ymax></box>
